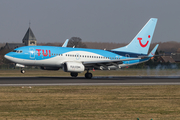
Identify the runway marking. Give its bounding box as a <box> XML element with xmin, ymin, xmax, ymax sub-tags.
<box><xmin>1</xmin><ymin>83</ymin><xmax>180</xmax><ymax>86</ymax></box>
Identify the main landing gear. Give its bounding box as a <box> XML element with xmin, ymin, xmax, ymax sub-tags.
<box><xmin>70</xmin><ymin>72</ymin><xmax>78</xmax><ymax>77</ymax></box>
<box><xmin>70</xmin><ymin>70</ymin><xmax>93</xmax><ymax>79</ymax></box>
<box><xmin>85</xmin><ymin>70</ymin><xmax>93</xmax><ymax>79</ymax></box>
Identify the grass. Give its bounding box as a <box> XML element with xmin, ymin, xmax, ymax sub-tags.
<box><xmin>0</xmin><ymin>85</ymin><xmax>180</xmax><ymax>119</ymax></box>
<box><xmin>0</xmin><ymin>69</ymin><xmax>180</xmax><ymax>77</ymax></box>
<box><xmin>0</xmin><ymin>69</ymin><xmax>180</xmax><ymax>119</ymax></box>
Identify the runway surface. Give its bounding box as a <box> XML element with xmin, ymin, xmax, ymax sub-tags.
<box><xmin>0</xmin><ymin>76</ymin><xmax>180</xmax><ymax>86</ymax></box>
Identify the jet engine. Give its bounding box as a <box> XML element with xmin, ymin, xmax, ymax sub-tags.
<box><xmin>63</xmin><ymin>62</ymin><xmax>85</xmax><ymax>72</ymax></box>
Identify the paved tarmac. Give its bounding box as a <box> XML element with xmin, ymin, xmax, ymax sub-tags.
<box><xmin>0</xmin><ymin>76</ymin><xmax>180</xmax><ymax>86</ymax></box>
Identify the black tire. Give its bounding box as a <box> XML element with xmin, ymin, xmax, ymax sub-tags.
<box><xmin>85</xmin><ymin>73</ymin><xmax>93</xmax><ymax>79</ymax></box>
<box><xmin>70</xmin><ymin>72</ymin><xmax>78</xmax><ymax>77</ymax></box>
<box><xmin>21</xmin><ymin>70</ymin><xmax>25</xmax><ymax>74</ymax></box>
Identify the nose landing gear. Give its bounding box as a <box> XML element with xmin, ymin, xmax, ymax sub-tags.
<box><xmin>21</xmin><ymin>69</ymin><xmax>25</xmax><ymax>74</ymax></box>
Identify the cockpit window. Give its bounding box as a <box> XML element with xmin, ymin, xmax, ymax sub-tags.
<box><xmin>12</xmin><ymin>50</ymin><xmax>22</xmax><ymax>53</ymax></box>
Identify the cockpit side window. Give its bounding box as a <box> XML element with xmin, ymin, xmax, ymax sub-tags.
<box><xmin>12</xmin><ymin>50</ymin><xmax>23</xmax><ymax>53</ymax></box>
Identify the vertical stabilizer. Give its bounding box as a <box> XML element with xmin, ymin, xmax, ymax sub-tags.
<box><xmin>112</xmin><ymin>18</ymin><xmax>158</xmax><ymax>55</ymax></box>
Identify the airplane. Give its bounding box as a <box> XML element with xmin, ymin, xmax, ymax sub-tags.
<box><xmin>4</xmin><ymin>18</ymin><xmax>158</xmax><ymax>79</ymax></box>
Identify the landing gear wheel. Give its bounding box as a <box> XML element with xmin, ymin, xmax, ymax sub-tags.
<box><xmin>85</xmin><ymin>72</ymin><xmax>93</xmax><ymax>79</ymax></box>
<box><xmin>70</xmin><ymin>72</ymin><xmax>78</xmax><ymax>77</ymax></box>
<box><xmin>21</xmin><ymin>69</ymin><xmax>25</xmax><ymax>74</ymax></box>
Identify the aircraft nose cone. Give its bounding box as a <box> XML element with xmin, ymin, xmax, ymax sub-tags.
<box><xmin>4</xmin><ymin>54</ymin><xmax>12</xmax><ymax>61</ymax></box>
<box><xmin>4</xmin><ymin>52</ymin><xmax>17</xmax><ymax>63</ymax></box>
<box><xmin>4</xmin><ymin>54</ymin><xmax>10</xmax><ymax>60</ymax></box>
<box><xmin>4</xmin><ymin>55</ymin><xmax>8</xmax><ymax>59</ymax></box>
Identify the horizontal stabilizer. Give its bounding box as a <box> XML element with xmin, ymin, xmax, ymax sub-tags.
<box><xmin>148</xmin><ymin>44</ymin><xmax>159</xmax><ymax>57</ymax></box>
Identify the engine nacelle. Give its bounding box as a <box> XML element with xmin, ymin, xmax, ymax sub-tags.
<box><xmin>16</xmin><ymin>63</ymin><xmax>25</xmax><ymax>68</ymax></box>
<box><xmin>40</xmin><ymin>66</ymin><xmax>60</xmax><ymax>70</ymax></box>
<box><xmin>63</xmin><ymin>62</ymin><xmax>85</xmax><ymax>72</ymax></box>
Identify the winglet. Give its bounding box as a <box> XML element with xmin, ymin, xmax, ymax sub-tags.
<box><xmin>62</xmin><ymin>39</ymin><xmax>69</xmax><ymax>47</ymax></box>
<box><xmin>148</xmin><ymin>44</ymin><xmax>159</xmax><ymax>57</ymax></box>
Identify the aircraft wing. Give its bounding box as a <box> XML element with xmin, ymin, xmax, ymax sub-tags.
<box><xmin>82</xmin><ymin>43</ymin><xmax>158</xmax><ymax>69</ymax></box>
<box><xmin>62</xmin><ymin>39</ymin><xmax>69</xmax><ymax>47</ymax></box>
<box><xmin>83</xmin><ymin>57</ymin><xmax>142</xmax><ymax>69</ymax></box>
<box><xmin>83</xmin><ymin>57</ymin><xmax>141</xmax><ymax>64</ymax></box>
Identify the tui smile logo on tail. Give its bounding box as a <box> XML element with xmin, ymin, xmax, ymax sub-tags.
<box><xmin>137</xmin><ymin>35</ymin><xmax>150</xmax><ymax>48</ymax></box>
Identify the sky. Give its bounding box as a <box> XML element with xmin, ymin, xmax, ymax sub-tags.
<box><xmin>0</xmin><ymin>0</ymin><xmax>180</xmax><ymax>44</ymax></box>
